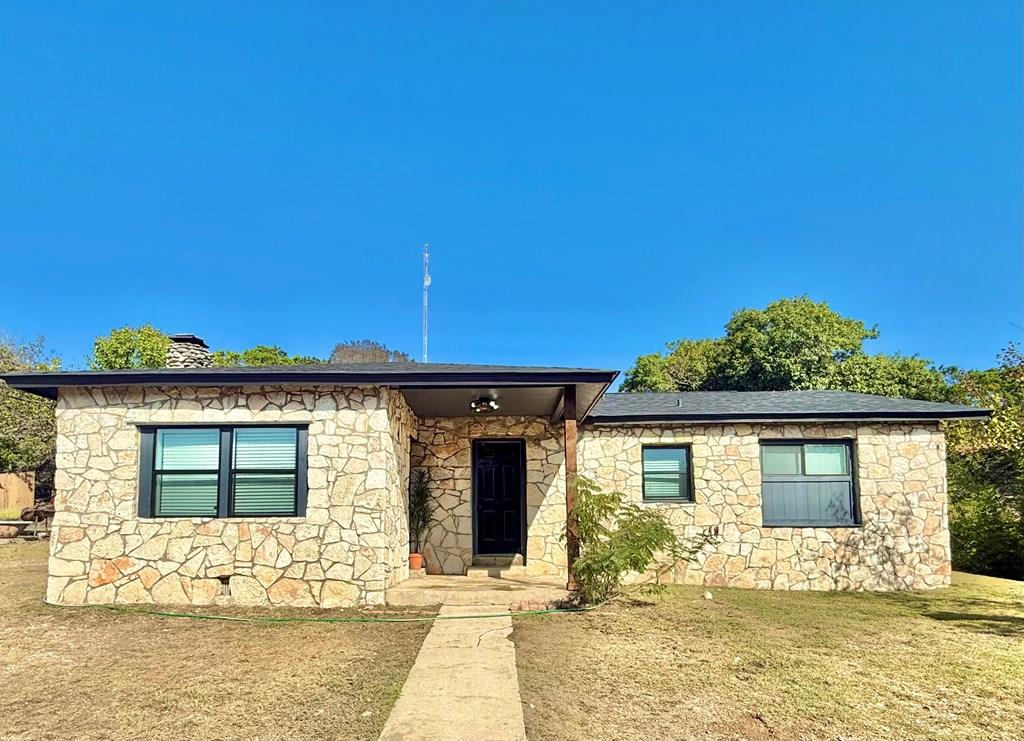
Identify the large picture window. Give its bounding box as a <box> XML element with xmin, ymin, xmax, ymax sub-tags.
<box><xmin>760</xmin><ymin>441</ymin><xmax>857</xmax><ymax>527</ymax></box>
<box><xmin>642</xmin><ymin>445</ymin><xmax>694</xmax><ymax>502</ymax></box>
<box><xmin>139</xmin><ymin>425</ymin><xmax>308</xmax><ymax>518</ymax></box>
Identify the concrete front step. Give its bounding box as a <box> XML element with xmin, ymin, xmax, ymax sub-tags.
<box><xmin>465</xmin><ymin>565</ymin><xmax>527</xmax><ymax>579</ymax></box>
<box><xmin>470</xmin><ymin>553</ymin><xmax>523</xmax><ymax>568</ymax></box>
<box><xmin>466</xmin><ymin>554</ymin><xmax>526</xmax><ymax>579</ymax></box>
<box><xmin>386</xmin><ymin>574</ymin><xmax>570</xmax><ymax>608</ymax></box>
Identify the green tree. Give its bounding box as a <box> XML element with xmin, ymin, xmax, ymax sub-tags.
<box><xmin>91</xmin><ymin>325</ymin><xmax>324</xmax><ymax>369</ymax></box>
<box><xmin>212</xmin><ymin>345</ymin><xmax>323</xmax><ymax>367</ymax></box>
<box><xmin>621</xmin><ymin>339</ymin><xmax>722</xmax><ymax>392</ymax></box>
<box><xmin>712</xmin><ymin>296</ymin><xmax>878</xmax><ymax>390</ymax></box>
<box><xmin>330</xmin><ymin>339</ymin><xmax>412</xmax><ymax>364</ymax></box>
<box><xmin>90</xmin><ymin>324</ymin><xmax>170</xmax><ymax>369</ymax></box>
<box><xmin>945</xmin><ymin>345</ymin><xmax>1024</xmax><ymax>579</ymax></box>
<box><xmin>621</xmin><ymin>353</ymin><xmax>677</xmax><ymax>392</ymax></box>
<box><xmin>0</xmin><ymin>335</ymin><xmax>60</xmax><ymax>473</ymax></box>
<box><xmin>623</xmin><ymin>297</ymin><xmax>949</xmax><ymax>400</ymax></box>
<box><xmin>834</xmin><ymin>353</ymin><xmax>953</xmax><ymax>402</ymax></box>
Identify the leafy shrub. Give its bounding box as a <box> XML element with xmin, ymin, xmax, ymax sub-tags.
<box><xmin>949</xmin><ymin>476</ymin><xmax>1024</xmax><ymax>579</ymax></box>
<box><xmin>567</xmin><ymin>476</ymin><xmax>718</xmax><ymax>604</ymax></box>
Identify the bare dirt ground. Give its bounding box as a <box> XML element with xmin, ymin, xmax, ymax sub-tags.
<box><xmin>0</xmin><ymin>540</ymin><xmax>433</xmax><ymax>741</ymax></box>
<box><xmin>514</xmin><ymin>571</ymin><xmax>1024</xmax><ymax>741</ymax></box>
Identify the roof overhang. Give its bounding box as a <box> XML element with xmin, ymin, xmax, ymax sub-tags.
<box><xmin>0</xmin><ymin>366</ymin><xmax>619</xmax><ymax>422</ymax></box>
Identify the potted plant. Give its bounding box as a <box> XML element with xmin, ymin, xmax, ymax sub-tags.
<box><xmin>408</xmin><ymin>468</ymin><xmax>433</xmax><ymax>572</ymax></box>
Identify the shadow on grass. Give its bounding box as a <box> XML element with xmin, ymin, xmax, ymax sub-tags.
<box><xmin>920</xmin><ymin>609</ymin><xmax>1024</xmax><ymax>637</ymax></box>
<box><xmin>874</xmin><ymin>589</ymin><xmax>1024</xmax><ymax>637</ymax></box>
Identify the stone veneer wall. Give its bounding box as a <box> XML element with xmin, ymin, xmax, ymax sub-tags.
<box><xmin>382</xmin><ymin>389</ymin><xmax>417</xmax><ymax>588</ymax></box>
<box><xmin>579</xmin><ymin>422</ymin><xmax>951</xmax><ymax>590</ymax></box>
<box><xmin>46</xmin><ymin>387</ymin><xmax>952</xmax><ymax>604</ymax></box>
<box><xmin>411</xmin><ymin>417</ymin><xmax>566</xmax><ymax>576</ymax></box>
<box><xmin>47</xmin><ymin>385</ymin><xmax>411</xmax><ymax>607</ymax></box>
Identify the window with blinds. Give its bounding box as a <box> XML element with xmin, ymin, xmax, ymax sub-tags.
<box><xmin>231</xmin><ymin>428</ymin><xmax>298</xmax><ymax>516</ymax></box>
<box><xmin>760</xmin><ymin>441</ymin><xmax>857</xmax><ymax>527</ymax></box>
<box><xmin>139</xmin><ymin>425</ymin><xmax>307</xmax><ymax>519</ymax></box>
<box><xmin>641</xmin><ymin>446</ymin><xmax>693</xmax><ymax>502</ymax></box>
<box><xmin>154</xmin><ymin>429</ymin><xmax>220</xmax><ymax>516</ymax></box>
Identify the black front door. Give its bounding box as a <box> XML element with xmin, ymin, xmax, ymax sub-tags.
<box><xmin>473</xmin><ymin>440</ymin><xmax>524</xmax><ymax>555</ymax></box>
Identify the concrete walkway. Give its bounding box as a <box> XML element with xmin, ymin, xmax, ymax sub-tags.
<box><xmin>378</xmin><ymin>604</ymin><xmax>527</xmax><ymax>741</ymax></box>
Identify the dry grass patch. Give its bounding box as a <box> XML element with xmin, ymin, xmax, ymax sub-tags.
<box><xmin>0</xmin><ymin>541</ymin><xmax>433</xmax><ymax>741</ymax></box>
<box><xmin>514</xmin><ymin>573</ymin><xmax>1024</xmax><ymax>741</ymax></box>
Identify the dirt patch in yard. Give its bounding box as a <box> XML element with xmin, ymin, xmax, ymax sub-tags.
<box><xmin>0</xmin><ymin>541</ymin><xmax>433</xmax><ymax>741</ymax></box>
<box><xmin>514</xmin><ymin>573</ymin><xmax>1024</xmax><ymax>741</ymax></box>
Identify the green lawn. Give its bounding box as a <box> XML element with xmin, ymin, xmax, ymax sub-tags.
<box><xmin>514</xmin><ymin>572</ymin><xmax>1024</xmax><ymax>741</ymax></box>
<box><xmin>0</xmin><ymin>540</ymin><xmax>433</xmax><ymax>741</ymax></box>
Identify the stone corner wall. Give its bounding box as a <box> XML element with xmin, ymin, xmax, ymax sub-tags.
<box><xmin>381</xmin><ymin>388</ymin><xmax>417</xmax><ymax>589</ymax></box>
<box><xmin>47</xmin><ymin>384</ymin><xmax>411</xmax><ymax>608</ymax></box>
<box><xmin>578</xmin><ymin>422</ymin><xmax>950</xmax><ymax>591</ymax></box>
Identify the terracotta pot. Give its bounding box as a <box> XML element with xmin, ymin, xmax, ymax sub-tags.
<box><xmin>409</xmin><ymin>552</ymin><xmax>425</xmax><ymax>571</ymax></box>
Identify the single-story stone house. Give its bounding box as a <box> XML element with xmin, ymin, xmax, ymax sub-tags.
<box><xmin>2</xmin><ymin>334</ymin><xmax>988</xmax><ymax>607</ymax></box>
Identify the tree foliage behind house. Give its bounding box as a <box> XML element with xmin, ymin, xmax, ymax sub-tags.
<box><xmin>0</xmin><ymin>336</ymin><xmax>59</xmax><ymax>474</ymax></box>
<box><xmin>91</xmin><ymin>325</ymin><xmax>324</xmax><ymax>368</ymax></box>
<box><xmin>90</xmin><ymin>324</ymin><xmax>170</xmax><ymax>370</ymax></box>
<box><xmin>212</xmin><ymin>346</ymin><xmax>324</xmax><ymax>366</ymax></box>
<box><xmin>330</xmin><ymin>339</ymin><xmax>412</xmax><ymax>364</ymax></box>
<box><xmin>945</xmin><ymin>345</ymin><xmax>1024</xmax><ymax>579</ymax></box>
<box><xmin>622</xmin><ymin>297</ymin><xmax>950</xmax><ymax>401</ymax></box>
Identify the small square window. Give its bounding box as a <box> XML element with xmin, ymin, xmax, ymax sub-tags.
<box><xmin>642</xmin><ymin>446</ymin><xmax>692</xmax><ymax>502</ymax></box>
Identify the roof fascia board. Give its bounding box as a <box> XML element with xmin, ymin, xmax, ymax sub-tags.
<box><xmin>1</xmin><ymin>370</ymin><xmax>616</xmax><ymax>388</ymax></box>
<box><xmin>586</xmin><ymin>410</ymin><xmax>990</xmax><ymax>424</ymax></box>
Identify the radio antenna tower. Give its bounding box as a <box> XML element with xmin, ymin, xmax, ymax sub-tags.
<box><xmin>422</xmin><ymin>243</ymin><xmax>431</xmax><ymax>363</ymax></box>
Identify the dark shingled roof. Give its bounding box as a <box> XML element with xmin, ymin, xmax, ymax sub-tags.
<box><xmin>0</xmin><ymin>362</ymin><xmax>991</xmax><ymax>423</ymax></box>
<box><xmin>588</xmin><ymin>390</ymin><xmax>989</xmax><ymax>423</ymax></box>
<box><xmin>0</xmin><ymin>361</ymin><xmax>617</xmax><ymax>389</ymax></box>
<box><xmin>0</xmin><ymin>363</ymin><xmax>620</xmax><ymax>421</ymax></box>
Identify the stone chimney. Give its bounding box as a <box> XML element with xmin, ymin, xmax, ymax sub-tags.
<box><xmin>166</xmin><ymin>334</ymin><xmax>213</xmax><ymax>368</ymax></box>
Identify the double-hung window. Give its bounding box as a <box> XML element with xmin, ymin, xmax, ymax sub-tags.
<box><xmin>641</xmin><ymin>445</ymin><xmax>694</xmax><ymax>502</ymax></box>
<box><xmin>760</xmin><ymin>441</ymin><xmax>857</xmax><ymax>527</ymax></box>
<box><xmin>139</xmin><ymin>425</ymin><xmax>308</xmax><ymax>518</ymax></box>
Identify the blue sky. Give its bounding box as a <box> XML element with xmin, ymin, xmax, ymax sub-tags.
<box><xmin>2</xmin><ymin>3</ymin><xmax>1021</xmax><ymax>380</ymax></box>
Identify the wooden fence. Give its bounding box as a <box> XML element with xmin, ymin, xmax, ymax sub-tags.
<box><xmin>0</xmin><ymin>472</ymin><xmax>34</xmax><ymax>514</ymax></box>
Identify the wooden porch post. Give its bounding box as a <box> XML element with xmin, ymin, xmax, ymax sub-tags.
<box><xmin>563</xmin><ymin>385</ymin><xmax>579</xmax><ymax>591</ymax></box>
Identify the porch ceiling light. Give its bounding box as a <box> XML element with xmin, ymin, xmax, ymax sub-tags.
<box><xmin>470</xmin><ymin>396</ymin><xmax>500</xmax><ymax>414</ymax></box>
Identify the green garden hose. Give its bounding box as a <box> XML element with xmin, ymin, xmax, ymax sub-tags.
<box><xmin>94</xmin><ymin>602</ymin><xmax>602</xmax><ymax>624</ymax></box>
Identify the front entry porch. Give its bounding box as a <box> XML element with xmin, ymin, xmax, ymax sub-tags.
<box><xmin>411</xmin><ymin>416</ymin><xmax>570</xmax><ymax>579</ymax></box>
<box><xmin>400</xmin><ymin>376</ymin><xmax>610</xmax><ymax>590</ymax></box>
